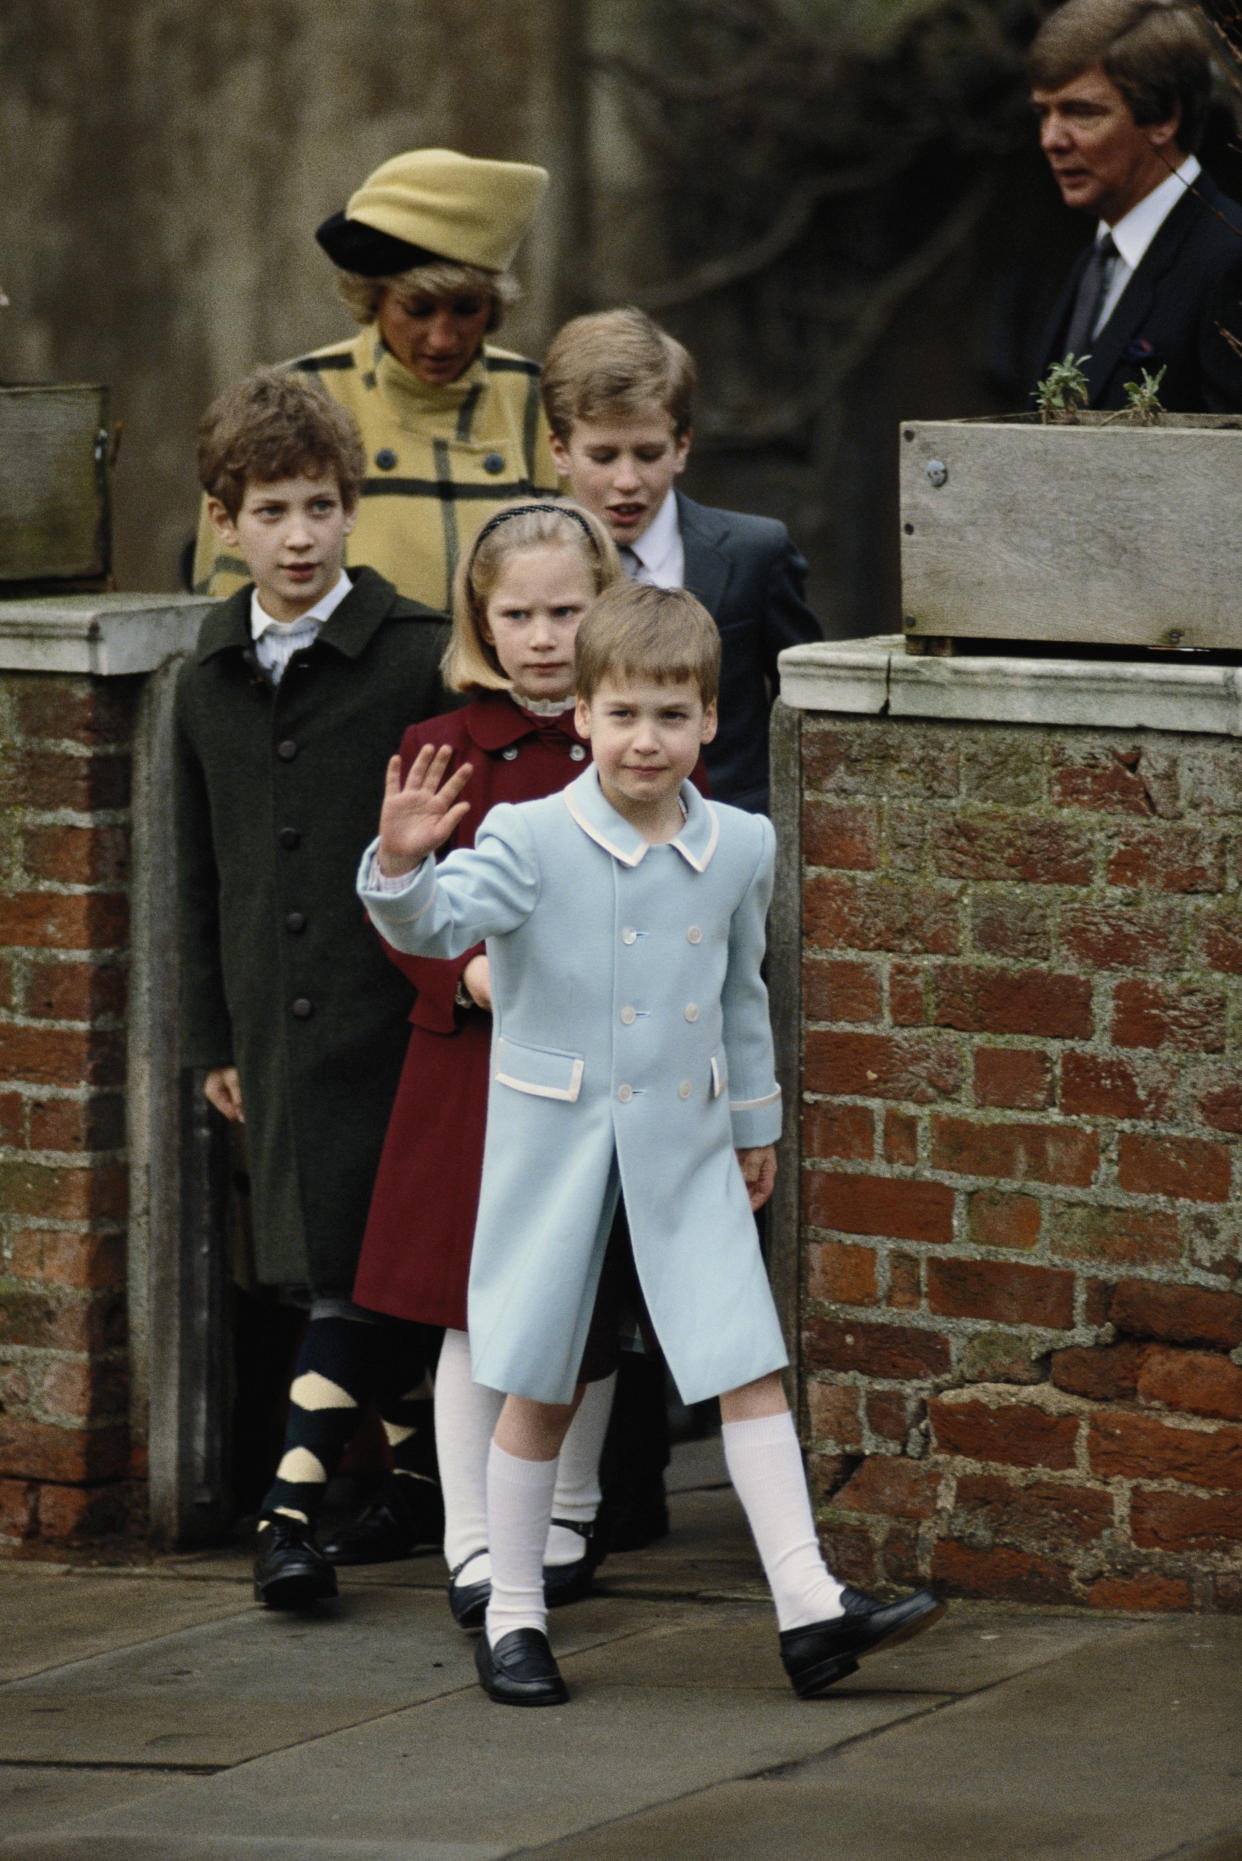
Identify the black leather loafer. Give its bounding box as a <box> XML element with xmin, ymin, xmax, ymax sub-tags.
<box><xmin>475</xmin><ymin>1627</ymin><xmax>569</xmax><ymax>1706</ymax></box>
<box><xmin>544</xmin><ymin>1517</ymin><xmax>606</xmax><ymax>1608</ymax></box>
<box><xmin>253</xmin><ymin>1517</ymin><xmax>339</xmax><ymax>1610</ymax></box>
<box><xmin>448</xmin><ymin>1550</ymin><xmax>490</xmax><ymax>1631</ymax></box>
<box><xmin>321</xmin><ymin>1478</ymin><xmax>444</xmax><ymax>1566</ymax></box>
<box><xmin>779</xmin><ymin>1586</ymin><xmax>946</xmax><ymax>1697</ymax></box>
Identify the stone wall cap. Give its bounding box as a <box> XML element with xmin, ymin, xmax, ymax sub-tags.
<box><xmin>0</xmin><ymin>593</ymin><xmax>211</xmax><ymax>676</ymax></box>
<box><xmin>778</xmin><ymin>636</ymin><xmax>1242</xmax><ymax>738</ymax></box>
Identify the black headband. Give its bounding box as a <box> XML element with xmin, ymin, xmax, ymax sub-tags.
<box><xmin>468</xmin><ymin>502</ymin><xmax>601</xmax><ymax>569</ymax></box>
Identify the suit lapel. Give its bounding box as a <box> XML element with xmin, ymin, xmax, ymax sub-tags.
<box><xmin>1083</xmin><ymin>187</ymin><xmax>1204</xmax><ymax>404</ymax></box>
<box><xmin>678</xmin><ymin>493</ymin><xmax>732</xmax><ymax>616</ymax></box>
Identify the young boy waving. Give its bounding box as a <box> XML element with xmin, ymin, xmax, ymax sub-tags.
<box><xmin>359</xmin><ymin>582</ymin><xmax>943</xmax><ymax>1705</ymax></box>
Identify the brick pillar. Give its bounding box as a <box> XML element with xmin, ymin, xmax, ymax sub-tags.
<box><xmin>775</xmin><ymin>640</ymin><xmax>1242</xmax><ymax>1614</ymax></box>
<box><xmin>0</xmin><ymin>597</ymin><xmax>207</xmax><ymax>1551</ymax></box>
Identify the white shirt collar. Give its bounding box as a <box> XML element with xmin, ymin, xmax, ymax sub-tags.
<box><xmin>1101</xmin><ymin>154</ymin><xmax>1200</xmax><ymax>271</ymax></box>
<box><xmin>628</xmin><ymin>490</ymin><xmax>685</xmax><ymax>589</ymax></box>
<box><xmin>249</xmin><ymin>569</ymin><xmax>353</xmax><ymax>642</ymax></box>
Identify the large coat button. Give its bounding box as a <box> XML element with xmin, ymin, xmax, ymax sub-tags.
<box><xmin>279</xmin><ymin>827</ymin><xmax>301</xmax><ymax>849</ymax></box>
<box><xmin>292</xmin><ymin>997</ymin><xmax>313</xmax><ymax>1019</ymax></box>
<box><xmin>286</xmin><ymin>912</ymin><xmax>307</xmax><ymax>934</ymax></box>
<box><xmin>621</xmin><ymin>927</ymin><xmax>637</xmax><ymax>945</ymax></box>
<box><xmin>684</xmin><ymin>1003</ymin><xmax>699</xmax><ymax>1022</ymax></box>
<box><xmin>617</xmin><ymin>1083</ymin><xmax>633</xmax><ymax>1102</ymax></box>
<box><xmin>678</xmin><ymin>1081</ymin><xmax>692</xmax><ymax>1099</ymax></box>
<box><xmin>277</xmin><ymin>739</ymin><xmax>298</xmax><ymax>761</ymax></box>
<box><xmin>620</xmin><ymin>1006</ymin><xmax>636</xmax><ymax>1025</ymax></box>
<box><xmin>686</xmin><ymin>925</ymin><xmax>702</xmax><ymax>944</ymax></box>
<box><xmin>569</xmin><ymin>744</ymin><xmax>587</xmax><ymax>761</ymax></box>
<box><xmin>483</xmin><ymin>451</ymin><xmax>505</xmax><ymax>474</ymax></box>
<box><xmin>376</xmin><ymin>448</ymin><xmax>397</xmax><ymax>470</ymax></box>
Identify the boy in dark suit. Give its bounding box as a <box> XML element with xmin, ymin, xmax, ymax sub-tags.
<box><xmin>175</xmin><ymin>368</ymin><xmax>449</xmax><ymax>1605</ymax></box>
<box><xmin>1029</xmin><ymin>0</ymin><xmax>1242</xmax><ymax>412</ymax></box>
<box><xmin>541</xmin><ymin>307</ymin><xmax>822</xmax><ymax>815</ymax></box>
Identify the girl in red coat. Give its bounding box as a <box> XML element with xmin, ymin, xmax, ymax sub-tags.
<box><xmin>354</xmin><ymin>500</ymin><xmax>622</xmax><ymax>1627</ymax></box>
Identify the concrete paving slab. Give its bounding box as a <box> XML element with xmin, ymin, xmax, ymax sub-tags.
<box><xmin>520</xmin><ymin>1616</ymin><xmax>1242</xmax><ymax>1861</ymax></box>
<box><xmin>0</xmin><ymin>1767</ymin><xmax>182</xmax><ymax>1844</ymax></box>
<box><xmin>0</xmin><ymin>1569</ymin><xmax>249</xmax><ymax>1683</ymax></box>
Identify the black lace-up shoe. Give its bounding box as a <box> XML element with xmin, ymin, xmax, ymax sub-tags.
<box><xmin>253</xmin><ymin>1517</ymin><xmax>339</xmax><ymax>1610</ymax></box>
<box><xmin>779</xmin><ymin>1586</ymin><xmax>945</xmax><ymax>1697</ymax></box>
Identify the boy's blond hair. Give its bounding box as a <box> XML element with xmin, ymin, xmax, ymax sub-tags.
<box><xmin>197</xmin><ymin>366</ymin><xmax>366</xmax><ymax>518</ymax></box>
<box><xmin>445</xmin><ymin>499</ymin><xmax>621</xmax><ymax>694</ymax></box>
<box><xmin>574</xmin><ymin>583</ymin><xmax>720</xmax><ymax>709</ymax></box>
<box><xmin>541</xmin><ymin>307</ymin><xmax>696</xmax><ymax>443</ymax></box>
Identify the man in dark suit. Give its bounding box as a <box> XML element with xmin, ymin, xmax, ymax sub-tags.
<box><xmin>1030</xmin><ymin>0</ymin><xmax>1242</xmax><ymax>412</ymax></box>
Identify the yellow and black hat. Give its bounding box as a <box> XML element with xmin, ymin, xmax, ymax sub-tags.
<box><xmin>315</xmin><ymin>148</ymin><xmax>549</xmax><ymax>277</ymax></box>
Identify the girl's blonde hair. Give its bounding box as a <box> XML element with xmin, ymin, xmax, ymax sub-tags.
<box><xmin>445</xmin><ymin>500</ymin><xmax>622</xmax><ymax>694</ymax></box>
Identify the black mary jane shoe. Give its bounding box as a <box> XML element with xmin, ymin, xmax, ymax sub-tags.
<box><xmin>543</xmin><ymin>1517</ymin><xmax>606</xmax><ymax>1608</ymax></box>
<box><xmin>448</xmin><ymin>1550</ymin><xmax>491</xmax><ymax>1631</ymax></box>
<box><xmin>321</xmin><ymin>1477</ymin><xmax>444</xmax><ymax>1566</ymax></box>
<box><xmin>475</xmin><ymin>1627</ymin><xmax>568</xmax><ymax>1706</ymax></box>
<box><xmin>779</xmin><ymin>1586</ymin><xmax>946</xmax><ymax>1698</ymax></box>
<box><xmin>253</xmin><ymin>1517</ymin><xmax>339</xmax><ymax>1610</ymax></box>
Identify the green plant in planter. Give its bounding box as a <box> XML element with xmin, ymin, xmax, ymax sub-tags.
<box><xmin>1034</xmin><ymin>353</ymin><xmax>1090</xmax><ymax>423</ymax></box>
<box><xmin>1114</xmin><ymin>364</ymin><xmax>1167</xmax><ymax>424</ymax></box>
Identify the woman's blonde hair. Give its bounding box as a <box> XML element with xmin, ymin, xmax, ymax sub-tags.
<box><xmin>445</xmin><ymin>500</ymin><xmax>622</xmax><ymax>694</ymax></box>
<box><xmin>336</xmin><ymin>260</ymin><xmax>519</xmax><ymax>331</ymax></box>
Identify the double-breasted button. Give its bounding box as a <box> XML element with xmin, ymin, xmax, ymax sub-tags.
<box><xmin>279</xmin><ymin>827</ymin><xmax>301</xmax><ymax>849</ymax></box>
<box><xmin>687</xmin><ymin>925</ymin><xmax>702</xmax><ymax>944</ymax></box>
<box><xmin>277</xmin><ymin>739</ymin><xmax>298</xmax><ymax>762</ymax></box>
<box><xmin>502</xmin><ymin>745</ymin><xmax>519</xmax><ymax>761</ymax></box>
<box><xmin>617</xmin><ymin>1083</ymin><xmax>633</xmax><ymax>1103</ymax></box>
<box><xmin>569</xmin><ymin>744</ymin><xmax>587</xmax><ymax>761</ymax></box>
<box><xmin>620</xmin><ymin>1006</ymin><xmax>636</xmax><ymax>1025</ymax></box>
<box><xmin>292</xmin><ymin>997</ymin><xmax>313</xmax><ymax>1019</ymax></box>
<box><xmin>684</xmin><ymin>1003</ymin><xmax>699</xmax><ymax>1022</ymax></box>
<box><xmin>621</xmin><ymin>927</ymin><xmax>637</xmax><ymax>945</ymax></box>
<box><xmin>483</xmin><ymin>451</ymin><xmax>505</xmax><ymax>474</ymax></box>
<box><xmin>286</xmin><ymin>912</ymin><xmax>307</xmax><ymax>934</ymax></box>
<box><xmin>678</xmin><ymin>1081</ymin><xmax>692</xmax><ymax>1099</ymax></box>
<box><xmin>375</xmin><ymin>448</ymin><xmax>397</xmax><ymax>470</ymax></box>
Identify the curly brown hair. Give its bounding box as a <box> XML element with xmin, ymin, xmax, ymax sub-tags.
<box><xmin>197</xmin><ymin>366</ymin><xmax>366</xmax><ymax>517</ymax></box>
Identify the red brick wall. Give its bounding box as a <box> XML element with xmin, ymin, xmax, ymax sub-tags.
<box><xmin>799</xmin><ymin>714</ymin><xmax>1242</xmax><ymax>1612</ymax></box>
<box><xmin>0</xmin><ymin>672</ymin><xmax>140</xmax><ymax>1548</ymax></box>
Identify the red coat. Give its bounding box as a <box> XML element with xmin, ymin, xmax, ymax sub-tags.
<box><xmin>353</xmin><ymin>691</ymin><xmax>594</xmax><ymax>1326</ymax></box>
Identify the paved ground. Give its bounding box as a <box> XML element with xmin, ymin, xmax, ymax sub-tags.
<box><xmin>1</xmin><ymin>1439</ymin><xmax>1240</xmax><ymax>1860</ymax></box>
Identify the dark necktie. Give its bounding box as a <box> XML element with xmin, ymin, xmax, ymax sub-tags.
<box><xmin>618</xmin><ymin>545</ymin><xmax>643</xmax><ymax>580</ymax></box>
<box><xmin>1063</xmin><ymin>232</ymin><xmax>1118</xmax><ymax>360</ymax></box>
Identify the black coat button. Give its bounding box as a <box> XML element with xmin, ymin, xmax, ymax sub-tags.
<box><xmin>483</xmin><ymin>452</ymin><xmax>505</xmax><ymax>474</ymax></box>
<box><xmin>292</xmin><ymin>997</ymin><xmax>313</xmax><ymax>1019</ymax></box>
<box><xmin>286</xmin><ymin>912</ymin><xmax>307</xmax><ymax>934</ymax></box>
<box><xmin>376</xmin><ymin>448</ymin><xmax>397</xmax><ymax>470</ymax></box>
<box><xmin>279</xmin><ymin>827</ymin><xmax>301</xmax><ymax>849</ymax></box>
<box><xmin>277</xmin><ymin>740</ymin><xmax>298</xmax><ymax>761</ymax></box>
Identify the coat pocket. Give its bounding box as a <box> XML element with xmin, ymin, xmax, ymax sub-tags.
<box><xmin>494</xmin><ymin>1035</ymin><xmax>585</xmax><ymax>1103</ymax></box>
<box><xmin>709</xmin><ymin>1052</ymin><xmax>728</xmax><ymax>1099</ymax></box>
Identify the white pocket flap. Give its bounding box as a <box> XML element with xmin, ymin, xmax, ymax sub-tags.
<box><xmin>494</xmin><ymin>1035</ymin><xmax>585</xmax><ymax>1102</ymax></box>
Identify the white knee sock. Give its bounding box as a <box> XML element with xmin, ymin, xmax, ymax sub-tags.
<box><xmin>545</xmin><ymin>1371</ymin><xmax>616</xmax><ymax>1566</ymax></box>
<box><xmin>722</xmin><ymin>1410</ymin><xmax>845</xmax><ymax>1632</ymax></box>
<box><xmin>434</xmin><ymin>1329</ymin><xmax>503</xmax><ymax>1581</ymax></box>
<box><xmin>484</xmin><ymin>1442</ymin><xmax>558</xmax><ymax>1645</ymax></box>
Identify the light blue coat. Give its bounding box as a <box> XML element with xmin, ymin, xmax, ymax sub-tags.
<box><xmin>357</xmin><ymin>767</ymin><xmax>788</xmax><ymax>1405</ymax></box>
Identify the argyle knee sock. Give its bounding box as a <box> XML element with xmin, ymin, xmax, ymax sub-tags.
<box><xmin>722</xmin><ymin>1409</ymin><xmax>845</xmax><ymax>1632</ymax></box>
<box><xmin>259</xmin><ymin>1314</ymin><xmax>374</xmax><ymax>1530</ymax></box>
<box><xmin>371</xmin><ymin>1318</ymin><xmax>441</xmax><ymax>1512</ymax></box>
<box><xmin>434</xmin><ymin>1327</ymin><xmax>504</xmax><ymax>1578</ymax></box>
<box><xmin>546</xmin><ymin>1371</ymin><xmax>615</xmax><ymax>1566</ymax></box>
<box><xmin>484</xmin><ymin>1442</ymin><xmax>557</xmax><ymax>1646</ymax></box>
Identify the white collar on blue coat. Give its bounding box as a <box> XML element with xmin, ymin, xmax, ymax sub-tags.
<box><xmin>562</xmin><ymin>765</ymin><xmax>720</xmax><ymax>872</ymax></box>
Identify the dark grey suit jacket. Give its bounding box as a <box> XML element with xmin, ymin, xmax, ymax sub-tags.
<box><xmin>677</xmin><ymin>492</ymin><xmax>822</xmax><ymax>812</ymax></box>
<box><xmin>1033</xmin><ymin>175</ymin><xmax>1242</xmax><ymax>412</ymax></box>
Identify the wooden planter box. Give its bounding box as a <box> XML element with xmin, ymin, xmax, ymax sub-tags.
<box><xmin>0</xmin><ymin>384</ymin><xmax>112</xmax><ymax>586</ymax></box>
<box><xmin>899</xmin><ymin>413</ymin><xmax>1242</xmax><ymax>654</ymax></box>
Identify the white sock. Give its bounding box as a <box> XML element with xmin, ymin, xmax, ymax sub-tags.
<box><xmin>434</xmin><ymin>1329</ymin><xmax>503</xmax><ymax>1583</ymax></box>
<box><xmin>722</xmin><ymin>1409</ymin><xmax>845</xmax><ymax>1632</ymax></box>
<box><xmin>545</xmin><ymin>1371</ymin><xmax>616</xmax><ymax>1566</ymax></box>
<box><xmin>484</xmin><ymin>1442</ymin><xmax>557</xmax><ymax>1645</ymax></box>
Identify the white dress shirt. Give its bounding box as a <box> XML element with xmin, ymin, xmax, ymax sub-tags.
<box><xmin>623</xmin><ymin>490</ymin><xmax>685</xmax><ymax>589</ymax></box>
<box><xmin>250</xmin><ymin>569</ymin><xmax>353</xmax><ymax>683</ymax></box>
<box><xmin>1095</xmin><ymin>154</ymin><xmax>1202</xmax><ymax>332</ymax></box>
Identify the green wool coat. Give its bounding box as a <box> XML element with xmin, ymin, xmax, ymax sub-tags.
<box><xmin>173</xmin><ymin>567</ymin><xmax>451</xmax><ymax>1292</ymax></box>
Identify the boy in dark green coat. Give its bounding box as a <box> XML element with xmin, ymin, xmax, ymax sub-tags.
<box><xmin>175</xmin><ymin>368</ymin><xmax>450</xmax><ymax>1605</ymax></box>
